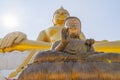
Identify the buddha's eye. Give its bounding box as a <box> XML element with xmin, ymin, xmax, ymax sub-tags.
<box><xmin>64</xmin><ymin>12</ymin><xmax>67</xmax><ymax>14</ymax></box>
<box><xmin>56</xmin><ymin>11</ymin><xmax>60</xmax><ymax>14</ymax></box>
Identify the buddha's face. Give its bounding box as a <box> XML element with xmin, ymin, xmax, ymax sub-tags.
<box><xmin>53</xmin><ymin>7</ymin><xmax>70</xmax><ymax>27</ymax></box>
<box><xmin>65</xmin><ymin>18</ymin><xmax>81</xmax><ymax>38</ymax></box>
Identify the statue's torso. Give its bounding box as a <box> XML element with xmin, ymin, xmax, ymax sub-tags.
<box><xmin>45</xmin><ymin>26</ymin><xmax>63</xmax><ymax>43</ymax></box>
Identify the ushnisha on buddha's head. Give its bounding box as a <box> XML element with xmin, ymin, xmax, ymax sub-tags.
<box><xmin>64</xmin><ymin>16</ymin><xmax>81</xmax><ymax>39</ymax></box>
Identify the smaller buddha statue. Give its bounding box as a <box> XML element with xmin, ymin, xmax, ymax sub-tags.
<box><xmin>51</xmin><ymin>16</ymin><xmax>94</xmax><ymax>55</ymax></box>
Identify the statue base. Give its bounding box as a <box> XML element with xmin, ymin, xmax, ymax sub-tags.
<box><xmin>18</xmin><ymin>50</ymin><xmax>120</xmax><ymax>80</ymax></box>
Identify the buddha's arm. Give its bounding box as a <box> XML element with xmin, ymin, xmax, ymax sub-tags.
<box><xmin>0</xmin><ymin>31</ymin><xmax>27</xmax><ymax>49</ymax></box>
<box><xmin>55</xmin><ymin>41</ymin><xmax>68</xmax><ymax>51</ymax></box>
<box><xmin>0</xmin><ymin>30</ymin><xmax>52</xmax><ymax>52</ymax></box>
<box><xmin>94</xmin><ymin>41</ymin><xmax>120</xmax><ymax>53</ymax></box>
<box><xmin>0</xmin><ymin>40</ymin><xmax>52</xmax><ymax>52</ymax></box>
<box><xmin>51</xmin><ymin>41</ymin><xmax>60</xmax><ymax>50</ymax></box>
<box><xmin>37</xmin><ymin>30</ymin><xmax>51</xmax><ymax>43</ymax></box>
<box><xmin>54</xmin><ymin>27</ymin><xmax>69</xmax><ymax>51</ymax></box>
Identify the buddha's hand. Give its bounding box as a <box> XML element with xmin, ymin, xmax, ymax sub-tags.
<box><xmin>85</xmin><ymin>39</ymin><xmax>95</xmax><ymax>46</ymax></box>
<box><xmin>0</xmin><ymin>31</ymin><xmax>27</xmax><ymax>49</ymax></box>
<box><xmin>61</xmin><ymin>27</ymin><xmax>69</xmax><ymax>43</ymax></box>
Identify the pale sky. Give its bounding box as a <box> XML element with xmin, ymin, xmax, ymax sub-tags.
<box><xmin>0</xmin><ymin>0</ymin><xmax>120</xmax><ymax>41</ymax></box>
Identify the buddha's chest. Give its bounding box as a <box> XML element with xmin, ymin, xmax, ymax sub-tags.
<box><xmin>46</xmin><ymin>27</ymin><xmax>62</xmax><ymax>42</ymax></box>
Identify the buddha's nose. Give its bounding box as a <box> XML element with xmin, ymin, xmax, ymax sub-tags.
<box><xmin>60</xmin><ymin>13</ymin><xmax>64</xmax><ymax>15</ymax></box>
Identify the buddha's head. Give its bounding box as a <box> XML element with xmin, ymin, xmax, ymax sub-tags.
<box><xmin>53</xmin><ymin>7</ymin><xmax>70</xmax><ymax>27</ymax></box>
<box><xmin>64</xmin><ymin>16</ymin><xmax>81</xmax><ymax>39</ymax></box>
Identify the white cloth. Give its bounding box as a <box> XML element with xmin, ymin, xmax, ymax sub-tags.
<box><xmin>0</xmin><ymin>51</ymin><xmax>30</xmax><ymax>70</ymax></box>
